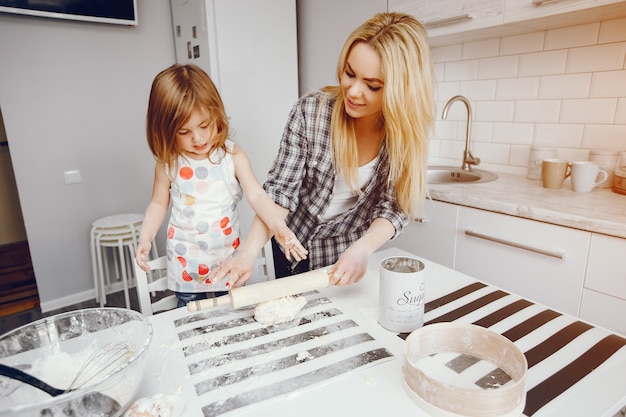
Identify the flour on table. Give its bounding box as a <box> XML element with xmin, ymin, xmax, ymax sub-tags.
<box><xmin>254</xmin><ymin>296</ymin><xmax>307</xmax><ymax>325</ymax></box>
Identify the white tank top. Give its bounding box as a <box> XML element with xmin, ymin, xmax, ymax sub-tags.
<box><xmin>322</xmin><ymin>156</ymin><xmax>378</xmax><ymax>221</ymax></box>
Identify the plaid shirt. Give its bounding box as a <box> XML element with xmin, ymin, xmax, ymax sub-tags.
<box><xmin>264</xmin><ymin>92</ymin><xmax>409</xmax><ymax>270</ymax></box>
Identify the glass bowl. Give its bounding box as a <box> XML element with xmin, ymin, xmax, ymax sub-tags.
<box><xmin>0</xmin><ymin>308</ymin><xmax>152</xmax><ymax>417</ymax></box>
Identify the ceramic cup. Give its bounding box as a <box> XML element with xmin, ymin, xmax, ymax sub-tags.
<box><xmin>379</xmin><ymin>256</ymin><xmax>425</xmax><ymax>333</ymax></box>
<box><xmin>527</xmin><ymin>146</ymin><xmax>556</xmax><ymax>180</ymax></box>
<box><xmin>570</xmin><ymin>161</ymin><xmax>608</xmax><ymax>192</ymax></box>
<box><xmin>542</xmin><ymin>159</ymin><xmax>571</xmax><ymax>189</ymax></box>
<box><xmin>588</xmin><ymin>150</ymin><xmax>618</xmax><ymax>189</ymax></box>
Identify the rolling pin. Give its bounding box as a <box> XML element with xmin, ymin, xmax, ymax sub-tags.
<box><xmin>187</xmin><ymin>268</ymin><xmax>330</xmax><ymax>312</ymax></box>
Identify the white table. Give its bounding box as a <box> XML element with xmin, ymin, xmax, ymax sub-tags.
<box><xmin>138</xmin><ymin>248</ymin><xmax>626</xmax><ymax>417</ymax></box>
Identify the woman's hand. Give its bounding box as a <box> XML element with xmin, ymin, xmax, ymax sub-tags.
<box><xmin>135</xmin><ymin>241</ymin><xmax>152</xmax><ymax>272</ymax></box>
<box><xmin>210</xmin><ymin>247</ymin><xmax>258</xmax><ymax>288</ymax></box>
<box><xmin>328</xmin><ymin>240</ymin><xmax>371</xmax><ymax>286</ymax></box>
<box><xmin>273</xmin><ymin>225</ymin><xmax>308</xmax><ymax>262</ymax></box>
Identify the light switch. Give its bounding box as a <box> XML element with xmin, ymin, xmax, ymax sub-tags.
<box><xmin>64</xmin><ymin>170</ymin><xmax>82</xmax><ymax>184</ymax></box>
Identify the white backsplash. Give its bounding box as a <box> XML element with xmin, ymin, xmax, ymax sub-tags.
<box><xmin>429</xmin><ymin>16</ymin><xmax>626</xmax><ymax>176</ymax></box>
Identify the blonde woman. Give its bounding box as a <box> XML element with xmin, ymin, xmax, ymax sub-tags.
<box><xmin>215</xmin><ymin>12</ymin><xmax>435</xmax><ymax>287</ymax></box>
<box><xmin>135</xmin><ymin>64</ymin><xmax>306</xmax><ymax>307</ymax></box>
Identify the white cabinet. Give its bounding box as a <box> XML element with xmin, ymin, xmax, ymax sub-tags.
<box><xmin>579</xmin><ymin>233</ymin><xmax>626</xmax><ymax>336</ymax></box>
<box><xmin>454</xmin><ymin>206</ymin><xmax>590</xmax><ymax>316</ymax></box>
<box><xmin>382</xmin><ymin>200</ymin><xmax>457</xmax><ymax>268</ymax></box>
<box><xmin>388</xmin><ymin>0</ymin><xmax>626</xmax><ymax>46</ymax></box>
<box><xmin>504</xmin><ymin>0</ymin><xmax>626</xmax><ymax>24</ymax></box>
<box><xmin>388</xmin><ymin>0</ymin><xmax>504</xmax><ymax>39</ymax></box>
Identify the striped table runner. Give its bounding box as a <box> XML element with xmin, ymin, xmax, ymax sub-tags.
<box><xmin>170</xmin><ymin>293</ymin><xmax>394</xmax><ymax>417</ymax></box>
<box><xmin>400</xmin><ymin>281</ymin><xmax>626</xmax><ymax>417</ymax></box>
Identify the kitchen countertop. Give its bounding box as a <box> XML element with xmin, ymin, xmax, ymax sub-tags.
<box><xmin>427</xmin><ymin>172</ymin><xmax>626</xmax><ymax>239</ymax></box>
<box><xmin>138</xmin><ymin>248</ymin><xmax>626</xmax><ymax>417</ymax></box>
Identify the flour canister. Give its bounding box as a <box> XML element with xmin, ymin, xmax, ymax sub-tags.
<box><xmin>589</xmin><ymin>150</ymin><xmax>618</xmax><ymax>189</ymax></box>
<box><xmin>527</xmin><ymin>146</ymin><xmax>557</xmax><ymax>180</ymax></box>
<box><xmin>379</xmin><ymin>256</ymin><xmax>425</xmax><ymax>333</ymax></box>
<box><xmin>613</xmin><ymin>151</ymin><xmax>626</xmax><ymax>195</ymax></box>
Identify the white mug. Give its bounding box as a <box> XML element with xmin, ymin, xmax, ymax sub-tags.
<box><xmin>527</xmin><ymin>146</ymin><xmax>556</xmax><ymax>180</ymax></box>
<box><xmin>570</xmin><ymin>161</ymin><xmax>608</xmax><ymax>192</ymax></box>
<box><xmin>379</xmin><ymin>256</ymin><xmax>425</xmax><ymax>333</ymax></box>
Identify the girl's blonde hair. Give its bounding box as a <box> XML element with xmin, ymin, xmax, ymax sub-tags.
<box><xmin>323</xmin><ymin>12</ymin><xmax>435</xmax><ymax>215</ymax></box>
<box><xmin>146</xmin><ymin>64</ymin><xmax>229</xmax><ymax>168</ymax></box>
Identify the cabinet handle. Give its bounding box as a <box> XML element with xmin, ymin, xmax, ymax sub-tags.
<box><xmin>531</xmin><ymin>0</ymin><xmax>559</xmax><ymax>5</ymax></box>
<box><xmin>414</xmin><ymin>217</ymin><xmax>430</xmax><ymax>223</ymax></box>
<box><xmin>465</xmin><ymin>230</ymin><xmax>566</xmax><ymax>259</ymax></box>
<box><xmin>424</xmin><ymin>14</ymin><xmax>472</xmax><ymax>28</ymax></box>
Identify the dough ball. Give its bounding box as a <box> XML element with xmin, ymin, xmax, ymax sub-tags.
<box><xmin>254</xmin><ymin>295</ymin><xmax>307</xmax><ymax>325</ymax></box>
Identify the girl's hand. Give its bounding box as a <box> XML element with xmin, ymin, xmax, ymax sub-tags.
<box><xmin>328</xmin><ymin>241</ymin><xmax>371</xmax><ymax>286</ymax></box>
<box><xmin>273</xmin><ymin>225</ymin><xmax>308</xmax><ymax>262</ymax></box>
<box><xmin>135</xmin><ymin>241</ymin><xmax>152</xmax><ymax>272</ymax></box>
<box><xmin>210</xmin><ymin>248</ymin><xmax>258</xmax><ymax>288</ymax></box>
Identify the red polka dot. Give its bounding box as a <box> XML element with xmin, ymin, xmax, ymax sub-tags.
<box><xmin>223</xmin><ymin>227</ymin><xmax>232</xmax><ymax>236</ymax></box>
<box><xmin>177</xmin><ymin>256</ymin><xmax>187</xmax><ymax>267</ymax></box>
<box><xmin>167</xmin><ymin>226</ymin><xmax>175</xmax><ymax>239</ymax></box>
<box><xmin>198</xmin><ymin>264</ymin><xmax>209</xmax><ymax>275</ymax></box>
<box><xmin>179</xmin><ymin>166</ymin><xmax>193</xmax><ymax>180</ymax></box>
<box><xmin>232</xmin><ymin>238</ymin><xmax>240</xmax><ymax>249</ymax></box>
<box><xmin>220</xmin><ymin>217</ymin><xmax>230</xmax><ymax>229</ymax></box>
<box><xmin>182</xmin><ymin>271</ymin><xmax>193</xmax><ymax>281</ymax></box>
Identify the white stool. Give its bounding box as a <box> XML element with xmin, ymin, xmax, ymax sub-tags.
<box><xmin>90</xmin><ymin>213</ymin><xmax>157</xmax><ymax>308</ymax></box>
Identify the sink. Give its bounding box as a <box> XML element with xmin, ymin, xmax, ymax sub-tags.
<box><xmin>427</xmin><ymin>166</ymin><xmax>498</xmax><ymax>184</ymax></box>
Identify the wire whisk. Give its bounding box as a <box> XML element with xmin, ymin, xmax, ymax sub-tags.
<box><xmin>65</xmin><ymin>341</ymin><xmax>134</xmax><ymax>392</ymax></box>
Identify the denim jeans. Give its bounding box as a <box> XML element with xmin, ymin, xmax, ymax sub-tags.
<box><xmin>175</xmin><ymin>291</ymin><xmax>228</xmax><ymax>308</ymax></box>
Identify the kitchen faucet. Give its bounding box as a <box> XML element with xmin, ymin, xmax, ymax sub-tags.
<box><xmin>442</xmin><ymin>95</ymin><xmax>480</xmax><ymax>171</ymax></box>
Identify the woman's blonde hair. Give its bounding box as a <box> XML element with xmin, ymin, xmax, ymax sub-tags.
<box><xmin>323</xmin><ymin>12</ymin><xmax>435</xmax><ymax>215</ymax></box>
<box><xmin>146</xmin><ymin>64</ymin><xmax>229</xmax><ymax>168</ymax></box>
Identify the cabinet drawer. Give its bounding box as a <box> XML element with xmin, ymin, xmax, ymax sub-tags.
<box><xmin>584</xmin><ymin>233</ymin><xmax>626</xmax><ymax>300</ymax></box>
<box><xmin>455</xmin><ymin>206</ymin><xmax>590</xmax><ymax>316</ymax></box>
<box><xmin>579</xmin><ymin>289</ymin><xmax>626</xmax><ymax>337</ymax></box>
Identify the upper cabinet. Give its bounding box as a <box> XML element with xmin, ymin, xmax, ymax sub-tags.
<box><xmin>389</xmin><ymin>0</ymin><xmax>626</xmax><ymax>46</ymax></box>
<box><xmin>389</xmin><ymin>0</ymin><xmax>504</xmax><ymax>39</ymax></box>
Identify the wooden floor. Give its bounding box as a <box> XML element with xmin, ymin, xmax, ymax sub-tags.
<box><xmin>0</xmin><ymin>241</ymin><xmax>141</xmax><ymax>335</ymax></box>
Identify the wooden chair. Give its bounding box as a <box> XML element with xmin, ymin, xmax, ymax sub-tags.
<box><xmin>133</xmin><ymin>256</ymin><xmax>176</xmax><ymax>316</ymax></box>
<box><xmin>133</xmin><ymin>242</ymin><xmax>275</xmax><ymax>315</ymax></box>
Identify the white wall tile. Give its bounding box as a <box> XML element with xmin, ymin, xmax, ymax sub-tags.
<box><xmin>500</xmin><ymin>32</ymin><xmax>545</xmax><ymax>56</ymax></box>
<box><xmin>534</xmin><ymin>123</ymin><xmax>584</xmax><ymax>148</ymax></box>
<box><xmin>478</xmin><ymin>55</ymin><xmax>518</xmax><ymax>79</ymax></box>
<box><xmin>463</xmin><ymin>38</ymin><xmax>500</xmax><ymax>60</ymax></box>
<box><xmin>617</xmin><ymin>98</ymin><xmax>626</xmax><ymax>124</ymax></box>
<box><xmin>518</xmin><ymin>50</ymin><xmax>567</xmax><ymax>77</ymax></box>
<box><xmin>428</xmin><ymin>18</ymin><xmax>626</xmax><ymax>174</ymax></box>
<box><xmin>590</xmin><ymin>70</ymin><xmax>626</xmax><ymax>98</ymax></box>
<box><xmin>431</xmin><ymin>44</ymin><xmax>463</xmax><ymax>63</ymax></box>
<box><xmin>460</xmin><ymin>79</ymin><xmax>497</xmax><ymax>100</ymax></box>
<box><xmin>475</xmin><ymin>100</ymin><xmax>515</xmax><ymax>122</ymax></box>
<box><xmin>472</xmin><ymin>142</ymin><xmax>510</xmax><ymax>165</ymax></box>
<box><xmin>583</xmin><ymin>124</ymin><xmax>626</xmax><ymax>150</ymax></box>
<box><xmin>435</xmin><ymin>81</ymin><xmax>461</xmax><ymax>103</ymax></box>
<box><xmin>538</xmin><ymin>73</ymin><xmax>591</xmax><ymax>99</ymax></box>
<box><xmin>496</xmin><ymin>77</ymin><xmax>539</xmax><ymax>100</ymax></box>
<box><xmin>444</xmin><ymin>59</ymin><xmax>479</xmax><ymax>81</ymax></box>
<box><xmin>493</xmin><ymin>122</ymin><xmax>534</xmax><ymax>145</ymax></box>
<box><xmin>544</xmin><ymin>23</ymin><xmax>599</xmax><ymax>51</ymax></box>
<box><xmin>515</xmin><ymin>100</ymin><xmax>561</xmax><ymax>123</ymax></box>
<box><xmin>598</xmin><ymin>17</ymin><xmax>626</xmax><ymax>44</ymax></box>
<box><xmin>560</xmin><ymin>98</ymin><xmax>617</xmax><ymax>124</ymax></box>
<box><xmin>471</xmin><ymin>121</ymin><xmax>494</xmax><ymax>143</ymax></box>
<box><xmin>566</xmin><ymin>43</ymin><xmax>626</xmax><ymax>73</ymax></box>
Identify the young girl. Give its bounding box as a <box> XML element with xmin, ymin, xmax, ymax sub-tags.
<box><xmin>135</xmin><ymin>64</ymin><xmax>307</xmax><ymax>307</ymax></box>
